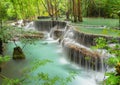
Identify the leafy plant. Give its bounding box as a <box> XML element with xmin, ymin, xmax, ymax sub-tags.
<box><xmin>21</xmin><ymin>59</ymin><xmax>77</xmax><ymax>85</ymax></box>
<box><xmin>107</xmin><ymin>57</ymin><xmax>119</xmax><ymax>67</ymax></box>
<box><xmin>95</xmin><ymin>37</ymin><xmax>108</xmax><ymax>49</ymax></box>
<box><xmin>94</xmin><ymin>37</ymin><xmax>120</xmax><ymax>85</ymax></box>
<box><xmin>105</xmin><ymin>72</ymin><xmax>120</xmax><ymax>85</ymax></box>
<box><xmin>2</xmin><ymin>78</ymin><xmax>21</xmax><ymax>85</ymax></box>
<box><xmin>0</xmin><ymin>56</ymin><xmax>10</xmax><ymax>64</ymax></box>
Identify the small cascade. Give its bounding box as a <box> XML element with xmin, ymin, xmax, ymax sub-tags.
<box><xmin>60</xmin><ymin>25</ymin><xmax>107</xmax><ymax>71</ymax></box>
<box><xmin>62</xmin><ymin>40</ymin><xmax>107</xmax><ymax>71</ymax></box>
<box><xmin>49</xmin><ymin>26</ymin><xmax>58</xmax><ymax>38</ymax></box>
<box><xmin>24</xmin><ymin>22</ymin><xmax>35</xmax><ymax>30</ymax></box>
<box><xmin>17</xmin><ymin>20</ymin><xmax>24</xmax><ymax>27</ymax></box>
<box><xmin>49</xmin><ymin>25</ymin><xmax>65</xmax><ymax>40</ymax></box>
<box><xmin>60</xmin><ymin>26</ymin><xmax>74</xmax><ymax>45</ymax></box>
<box><xmin>46</xmin><ymin>33</ymin><xmax>53</xmax><ymax>41</ymax></box>
<box><xmin>34</xmin><ymin>21</ymin><xmax>66</xmax><ymax>32</ymax></box>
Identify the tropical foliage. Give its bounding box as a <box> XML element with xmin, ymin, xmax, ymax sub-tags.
<box><xmin>0</xmin><ymin>0</ymin><xmax>120</xmax><ymax>22</ymax></box>
<box><xmin>0</xmin><ymin>0</ymin><xmax>120</xmax><ymax>85</ymax></box>
<box><xmin>95</xmin><ymin>37</ymin><xmax>120</xmax><ymax>85</ymax></box>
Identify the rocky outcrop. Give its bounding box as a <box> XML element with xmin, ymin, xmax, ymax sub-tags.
<box><xmin>12</xmin><ymin>32</ymin><xmax>44</xmax><ymax>41</ymax></box>
<box><xmin>13</xmin><ymin>46</ymin><xmax>25</xmax><ymax>60</ymax></box>
<box><xmin>52</xmin><ymin>29</ymin><xmax>64</xmax><ymax>39</ymax></box>
<box><xmin>73</xmin><ymin>28</ymin><xmax>120</xmax><ymax>47</ymax></box>
<box><xmin>63</xmin><ymin>41</ymin><xmax>106</xmax><ymax>71</ymax></box>
<box><xmin>21</xmin><ymin>32</ymin><xmax>44</xmax><ymax>39</ymax></box>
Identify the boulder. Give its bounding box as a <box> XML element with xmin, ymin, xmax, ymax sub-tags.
<box><xmin>73</xmin><ymin>28</ymin><xmax>120</xmax><ymax>47</ymax></box>
<box><xmin>53</xmin><ymin>29</ymin><xmax>64</xmax><ymax>39</ymax></box>
<box><xmin>22</xmin><ymin>32</ymin><xmax>44</xmax><ymax>39</ymax></box>
<box><xmin>13</xmin><ymin>46</ymin><xmax>25</xmax><ymax>60</ymax></box>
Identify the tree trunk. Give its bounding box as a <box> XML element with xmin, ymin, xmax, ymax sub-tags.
<box><xmin>66</xmin><ymin>10</ymin><xmax>70</xmax><ymax>20</ymax></box>
<box><xmin>66</xmin><ymin>0</ymin><xmax>70</xmax><ymax>20</ymax></box>
<box><xmin>36</xmin><ymin>1</ymin><xmax>40</xmax><ymax>15</ymax></box>
<box><xmin>55</xmin><ymin>0</ymin><xmax>58</xmax><ymax>20</ymax></box>
<box><xmin>72</xmin><ymin>0</ymin><xmax>77</xmax><ymax>22</ymax></box>
<box><xmin>0</xmin><ymin>19</ymin><xmax>2</xmax><ymax>29</ymax></box>
<box><xmin>77</xmin><ymin>0</ymin><xmax>83</xmax><ymax>22</ymax></box>
<box><xmin>0</xmin><ymin>39</ymin><xmax>2</xmax><ymax>55</ymax></box>
<box><xmin>0</xmin><ymin>19</ymin><xmax>3</xmax><ymax>55</ymax></box>
<box><xmin>117</xmin><ymin>11</ymin><xmax>120</xmax><ymax>29</ymax></box>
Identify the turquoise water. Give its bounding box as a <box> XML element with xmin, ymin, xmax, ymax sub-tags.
<box><xmin>0</xmin><ymin>39</ymin><xmax>99</xmax><ymax>85</ymax></box>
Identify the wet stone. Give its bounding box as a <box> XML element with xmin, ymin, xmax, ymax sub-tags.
<box><xmin>13</xmin><ymin>46</ymin><xmax>25</xmax><ymax>60</ymax></box>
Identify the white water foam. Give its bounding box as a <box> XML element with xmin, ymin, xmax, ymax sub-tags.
<box><xmin>24</xmin><ymin>21</ymin><xmax>35</xmax><ymax>30</ymax></box>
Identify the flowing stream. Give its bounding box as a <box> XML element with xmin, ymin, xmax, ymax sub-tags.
<box><xmin>0</xmin><ymin>21</ymin><xmax>105</xmax><ymax>85</ymax></box>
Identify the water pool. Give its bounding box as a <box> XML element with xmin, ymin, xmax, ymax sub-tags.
<box><xmin>0</xmin><ymin>38</ymin><xmax>102</xmax><ymax>85</ymax></box>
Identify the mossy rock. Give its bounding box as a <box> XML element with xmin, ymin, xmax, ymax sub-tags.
<box><xmin>13</xmin><ymin>46</ymin><xmax>25</xmax><ymax>60</ymax></box>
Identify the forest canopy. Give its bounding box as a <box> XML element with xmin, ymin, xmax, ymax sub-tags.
<box><xmin>0</xmin><ymin>0</ymin><xmax>120</xmax><ymax>21</ymax></box>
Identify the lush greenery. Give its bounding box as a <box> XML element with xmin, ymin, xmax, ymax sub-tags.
<box><xmin>0</xmin><ymin>0</ymin><xmax>120</xmax><ymax>85</ymax></box>
<box><xmin>0</xmin><ymin>0</ymin><xmax>120</xmax><ymax>21</ymax></box>
<box><xmin>0</xmin><ymin>56</ymin><xmax>10</xmax><ymax>64</ymax></box>
<box><xmin>95</xmin><ymin>37</ymin><xmax>120</xmax><ymax>85</ymax></box>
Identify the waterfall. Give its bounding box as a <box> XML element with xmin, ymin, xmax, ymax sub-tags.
<box><xmin>49</xmin><ymin>25</ymin><xmax>58</xmax><ymax>38</ymax></box>
<box><xmin>60</xmin><ymin>25</ymin><xmax>107</xmax><ymax>71</ymax></box>
<box><xmin>34</xmin><ymin>21</ymin><xmax>66</xmax><ymax>32</ymax></box>
<box><xmin>24</xmin><ymin>22</ymin><xmax>35</xmax><ymax>30</ymax></box>
<box><xmin>24</xmin><ymin>20</ymin><xmax>107</xmax><ymax>71</ymax></box>
<box><xmin>7</xmin><ymin>20</ymin><xmax>109</xmax><ymax>85</ymax></box>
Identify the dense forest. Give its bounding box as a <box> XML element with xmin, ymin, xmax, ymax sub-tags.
<box><xmin>0</xmin><ymin>0</ymin><xmax>120</xmax><ymax>22</ymax></box>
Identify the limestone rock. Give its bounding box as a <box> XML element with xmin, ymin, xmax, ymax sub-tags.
<box><xmin>63</xmin><ymin>42</ymin><xmax>104</xmax><ymax>71</ymax></box>
<box><xmin>13</xmin><ymin>46</ymin><xmax>25</xmax><ymax>60</ymax></box>
<box><xmin>22</xmin><ymin>32</ymin><xmax>44</xmax><ymax>39</ymax></box>
<box><xmin>53</xmin><ymin>29</ymin><xmax>63</xmax><ymax>39</ymax></box>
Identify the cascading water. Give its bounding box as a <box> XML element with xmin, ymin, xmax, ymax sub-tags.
<box><xmin>0</xmin><ymin>21</ymin><xmax>107</xmax><ymax>85</ymax></box>
<box><xmin>37</xmin><ymin>20</ymin><xmax>106</xmax><ymax>83</ymax></box>
<box><xmin>24</xmin><ymin>22</ymin><xmax>35</xmax><ymax>30</ymax></box>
